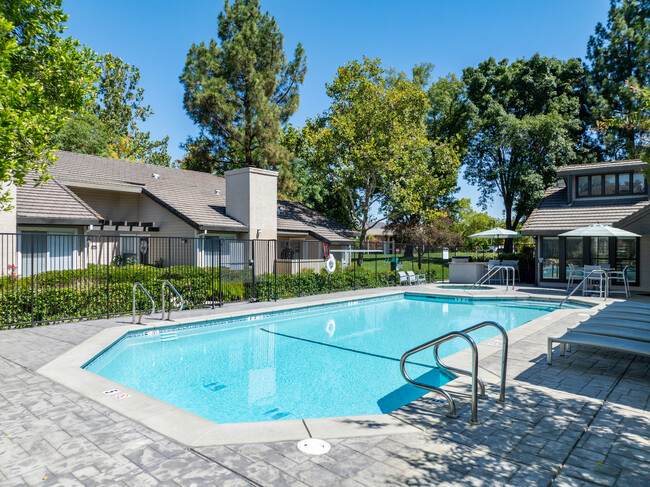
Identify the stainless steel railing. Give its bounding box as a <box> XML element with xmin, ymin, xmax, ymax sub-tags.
<box><xmin>132</xmin><ymin>282</ymin><xmax>155</xmax><ymax>324</ymax></box>
<box><xmin>161</xmin><ymin>280</ymin><xmax>184</xmax><ymax>320</ymax></box>
<box><xmin>400</xmin><ymin>321</ymin><xmax>509</xmax><ymax>424</ymax></box>
<box><xmin>560</xmin><ymin>269</ymin><xmax>608</xmax><ymax>308</ymax></box>
<box><xmin>473</xmin><ymin>266</ymin><xmax>516</xmax><ymax>290</ymax></box>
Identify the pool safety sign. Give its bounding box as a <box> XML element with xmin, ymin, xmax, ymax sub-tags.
<box><xmin>442</xmin><ymin>247</ymin><xmax>449</xmax><ymax>260</ymax></box>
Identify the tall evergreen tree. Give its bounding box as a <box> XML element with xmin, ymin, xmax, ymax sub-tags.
<box><xmin>180</xmin><ymin>0</ymin><xmax>306</xmax><ymax>174</ymax></box>
<box><xmin>587</xmin><ymin>0</ymin><xmax>650</xmax><ymax>159</ymax></box>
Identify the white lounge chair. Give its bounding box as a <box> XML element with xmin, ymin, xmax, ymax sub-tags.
<box><xmin>398</xmin><ymin>271</ymin><xmax>410</xmax><ymax>285</ymax></box>
<box><xmin>580</xmin><ymin>316</ymin><xmax>650</xmax><ymax>332</ymax></box>
<box><xmin>406</xmin><ymin>270</ymin><xmax>426</xmax><ymax>284</ymax></box>
<box><xmin>547</xmin><ymin>331</ymin><xmax>650</xmax><ymax>364</ymax></box>
<box><xmin>568</xmin><ymin>323</ymin><xmax>650</xmax><ymax>342</ymax></box>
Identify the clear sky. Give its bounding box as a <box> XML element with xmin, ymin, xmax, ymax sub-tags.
<box><xmin>61</xmin><ymin>0</ymin><xmax>611</xmax><ymax>218</ymax></box>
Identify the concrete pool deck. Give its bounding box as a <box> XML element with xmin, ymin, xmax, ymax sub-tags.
<box><xmin>1</xmin><ymin>284</ymin><xmax>649</xmax><ymax>486</ymax></box>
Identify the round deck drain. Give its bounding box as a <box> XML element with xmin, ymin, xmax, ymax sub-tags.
<box><xmin>297</xmin><ymin>438</ymin><xmax>331</xmax><ymax>455</ymax></box>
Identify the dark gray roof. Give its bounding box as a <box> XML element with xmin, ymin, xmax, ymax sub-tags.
<box><xmin>16</xmin><ymin>173</ymin><xmax>102</xmax><ymax>225</ymax></box>
<box><xmin>47</xmin><ymin>151</ymin><xmax>246</xmax><ymax>231</ymax></box>
<box><xmin>15</xmin><ymin>152</ymin><xmax>353</xmax><ymax>241</ymax></box>
<box><xmin>557</xmin><ymin>159</ymin><xmax>647</xmax><ymax>177</ymax></box>
<box><xmin>520</xmin><ymin>186</ymin><xmax>650</xmax><ymax>236</ymax></box>
<box><xmin>277</xmin><ymin>201</ymin><xmax>354</xmax><ymax>245</ymax></box>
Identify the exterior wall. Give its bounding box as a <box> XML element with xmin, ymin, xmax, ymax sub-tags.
<box><xmin>225</xmin><ymin>167</ymin><xmax>277</xmax><ymax>240</ymax></box>
<box><xmin>70</xmin><ymin>188</ymin><xmax>140</xmax><ymax>222</ymax></box>
<box><xmin>0</xmin><ymin>182</ymin><xmax>17</xmax><ymax>276</ymax></box>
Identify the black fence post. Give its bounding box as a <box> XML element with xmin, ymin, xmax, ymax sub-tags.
<box><xmin>218</xmin><ymin>239</ymin><xmax>222</xmax><ymax>306</ymax></box>
<box><xmin>298</xmin><ymin>249</ymin><xmax>301</xmax><ymax>297</ymax></box>
<box><xmin>30</xmin><ymin>235</ymin><xmax>34</xmax><ymax>325</ymax></box>
<box><xmin>106</xmin><ymin>237</ymin><xmax>110</xmax><ymax>319</ymax></box>
<box><xmin>251</xmin><ymin>240</ymin><xmax>256</xmax><ymax>302</ymax></box>
<box><xmin>210</xmin><ymin>239</ymin><xmax>215</xmax><ymax>309</ymax></box>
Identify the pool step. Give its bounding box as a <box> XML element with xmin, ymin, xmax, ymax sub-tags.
<box><xmin>263</xmin><ymin>407</ymin><xmax>291</xmax><ymax>420</ymax></box>
<box><xmin>159</xmin><ymin>330</ymin><xmax>178</xmax><ymax>342</ymax></box>
<box><xmin>203</xmin><ymin>381</ymin><xmax>227</xmax><ymax>392</ymax></box>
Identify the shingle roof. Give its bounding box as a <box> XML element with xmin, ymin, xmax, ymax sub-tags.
<box><xmin>15</xmin><ymin>152</ymin><xmax>353</xmax><ymax>242</ymax></box>
<box><xmin>16</xmin><ymin>173</ymin><xmax>102</xmax><ymax>225</ymax></box>
<box><xmin>48</xmin><ymin>151</ymin><xmax>246</xmax><ymax>231</ymax></box>
<box><xmin>520</xmin><ymin>186</ymin><xmax>650</xmax><ymax>236</ymax></box>
<box><xmin>557</xmin><ymin>159</ymin><xmax>647</xmax><ymax>176</ymax></box>
<box><xmin>277</xmin><ymin>201</ymin><xmax>354</xmax><ymax>245</ymax></box>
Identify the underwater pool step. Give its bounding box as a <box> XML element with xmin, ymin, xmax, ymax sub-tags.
<box><xmin>159</xmin><ymin>331</ymin><xmax>178</xmax><ymax>342</ymax></box>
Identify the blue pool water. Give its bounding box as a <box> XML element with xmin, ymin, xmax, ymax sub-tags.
<box><xmin>84</xmin><ymin>295</ymin><xmax>588</xmax><ymax>424</ymax></box>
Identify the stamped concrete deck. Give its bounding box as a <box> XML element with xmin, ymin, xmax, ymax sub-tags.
<box><xmin>1</xmin><ymin>285</ymin><xmax>649</xmax><ymax>486</ymax></box>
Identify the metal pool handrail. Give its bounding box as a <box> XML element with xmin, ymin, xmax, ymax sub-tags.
<box><xmin>132</xmin><ymin>282</ymin><xmax>155</xmax><ymax>324</ymax></box>
<box><xmin>560</xmin><ymin>269</ymin><xmax>608</xmax><ymax>308</ymax></box>
<box><xmin>473</xmin><ymin>266</ymin><xmax>516</xmax><ymax>290</ymax></box>
<box><xmin>433</xmin><ymin>321</ymin><xmax>508</xmax><ymax>404</ymax></box>
<box><xmin>400</xmin><ymin>331</ymin><xmax>480</xmax><ymax>424</ymax></box>
<box><xmin>161</xmin><ymin>280</ymin><xmax>184</xmax><ymax>320</ymax></box>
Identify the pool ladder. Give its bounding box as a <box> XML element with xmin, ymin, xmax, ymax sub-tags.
<box><xmin>131</xmin><ymin>281</ymin><xmax>185</xmax><ymax>323</ymax></box>
<box><xmin>400</xmin><ymin>321</ymin><xmax>508</xmax><ymax>425</ymax></box>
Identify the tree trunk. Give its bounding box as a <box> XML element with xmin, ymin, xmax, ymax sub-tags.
<box><xmin>504</xmin><ymin>205</ymin><xmax>514</xmax><ymax>253</ymax></box>
<box><xmin>357</xmin><ymin>229</ymin><xmax>367</xmax><ymax>267</ymax></box>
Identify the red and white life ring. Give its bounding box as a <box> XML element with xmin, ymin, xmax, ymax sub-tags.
<box><xmin>325</xmin><ymin>254</ymin><xmax>336</xmax><ymax>274</ymax></box>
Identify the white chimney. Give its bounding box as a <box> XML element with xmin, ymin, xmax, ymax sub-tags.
<box><xmin>225</xmin><ymin>167</ymin><xmax>278</xmax><ymax>240</ymax></box>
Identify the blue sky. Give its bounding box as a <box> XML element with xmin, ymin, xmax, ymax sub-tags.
<box><xmin>62</xmin><ymin>0</ymin><xmax>611</xmax><ymax>218</ymax></box>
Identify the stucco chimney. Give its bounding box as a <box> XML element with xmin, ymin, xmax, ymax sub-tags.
<box><xmin>0</xmin><ymin>181</ymin><xmax>18</xmax><ymax>277</ymax></box>
<box><xmin>225</xmin><ymin>167</ymin><xmax>278</xmax><ymax>240</ymax></box>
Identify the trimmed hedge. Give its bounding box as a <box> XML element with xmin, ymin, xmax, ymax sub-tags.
<box><xmin>0</xmin><ymin>264</ymin><xmax>438</xmax><ymax>327</ymax></box>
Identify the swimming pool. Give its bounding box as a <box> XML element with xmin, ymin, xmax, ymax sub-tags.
<box><xmin>84</xmin><ymin>294</ymin><xmax>587</xmax><ymax>424</ymax></box>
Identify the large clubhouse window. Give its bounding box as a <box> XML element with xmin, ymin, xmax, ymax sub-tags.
<box><xmin>541</xmin><ymin>237</ymin><xmax>560</xmax><ymax>279</ymax></box>
<box><xmin>575</xmin><ymin>172</ymin><xmax>646</xmax><ymax>198</ymax></box>
<box><xmin>540</xmin><ymin>236</ymin><xmax>639</xmax><ymax>285</ymax></box>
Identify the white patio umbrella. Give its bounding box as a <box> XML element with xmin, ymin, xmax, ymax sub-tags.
<box><xmin>469</xmin><ymin>227</ymin><xmax>521</xmax><ymax>249</ymax></box>
<box><xmin>558</xmin><ymin>223</ymin><xmax>640</xmax><ymax>238</ymax></box>
<box><xmin>469</xmin><ymin>227</ymin><xmax>521</xmax><ymax>239</ymax></box>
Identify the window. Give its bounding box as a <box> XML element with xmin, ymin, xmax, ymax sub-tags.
<box><xmin>541</xmin><ymin>237</ymin><xmax>560</xmax><ymax>279</ymax></box>
<box><xmin>590</xmin><ymin>175</ymin><xmax>602</xmax><ymax>195</ymax></box>
<box><xmin>633</xmin><ymin>173</ymin><xmax>646</xmax><ymax>194</ymax></box>
<box><xmin>577</xmin><ymin>176</ymin><xmax>589</xmax><ymax>197</ymax></box>
<box><xmin>576</xmin><ymin>172</ymin><xmax>647</xmax><ymax>198</ymax></box>
<box><xmin>604</xmin><ymin>174</ymin><xmax>616</xmax><ymax>195</ymax></box>
<box><xmin>616</xmin><ymin>237</ymin><xmax>637</xmax><ymax>284</ymax></box>
<box><xmin>618</xmin><ymin>173</ymin><xmax>631</xmax><ymax>193</ymax></box>
<box><xmin>565</xmin><ymin>237</ymin><xmax>583</xmax><ymax>273</ymax></box>
<box><xmin>589</xmin><ymin>237</ymin><xmax>610</xmax><ymax>268</ymax></box>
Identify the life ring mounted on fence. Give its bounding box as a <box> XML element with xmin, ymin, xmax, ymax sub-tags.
<box><xmin>325</xmin><ymin>254</ymin><xmax>336</xmax><ymax>274</ymax></box>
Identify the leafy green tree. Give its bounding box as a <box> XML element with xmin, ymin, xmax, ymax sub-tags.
<box><xmin>449</xmin><ymin>198</ymin><xmax>503</xmax><ymax>249</ymax></box>
<box><xmin>587</xmin><ymin>0</ymin><xmax>650</xmax><ymax>159</ymax></box>
<box><xmin>305</xmin><ymin>57</ymin><xmax>459</xmax><ymax>264</ymax></box>
<box><xmin>180</xmin><ymin>0</ymin><xmax>306</xmax><ymax>174</ymax></box>
<box><xmin>56</xmin><ymin>53</ymin><xmax>170</xmax><ymax>165</ymax></box>
<box><xmin>0</xmin><ymin>0</ymin><xmax>99</xmax><ymax>209</ymax></box>
<box><xmin>462</xmin><ymin>55</ymin><xmax>591</xmax><ymax>250</ymax></box>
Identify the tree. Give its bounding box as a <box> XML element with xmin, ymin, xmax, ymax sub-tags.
<box><xmin>0</xmin><ymin>0</ymin><xmax>99</xmax><ymax>209</ymax></box>
<box><xmin>587</xmin><ymin>0</ymin><xmax>650</xmax><ymax>159</ymax></box>
<box><xmin>385</xmin><ymin>215</ymin><xmax>462</xmax><ymax>269</ymax></box>
<box><xmin>601</xmin><ymin>81</ymin><xmax>650</xmax><ymax>164</ymax></box>
<box><xmin>305</xmin><ymin>57</ymin><xmax>459</xmax><ymax>265</ymax></box>
<box><xmin>180</xmin><ymin>0</ymin><xmax>306</xmax><ymax>174</ymax></box>
<box><xmin>462</xmin><ymin>55</ymin><xmax>591</xmax><ymax>250</ymax></box>
<box><xmin>448</xmin><ymin>198</ymin><xmax>503</xmax><ymax>249</ymax></box>
<box><xmin>56</xmin><ymin>53</ymin><xmax>171</xmax><ymax>165</ymax></box>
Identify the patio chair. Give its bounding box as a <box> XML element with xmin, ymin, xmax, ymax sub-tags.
<box><xmin>568</xmin><ymin>323</ymin><xmax>650</xmax><ymax>342</ymax></box>
<box><xmin>606</xmin><ymin>266</ymin><xmax>630</xmax><ymax>298</ymax></box>
<box><xmin>398</xmin><ymin>271</ymin><xmax>410</xmax><ymax>285</ymax></box>
<box><xmin>406</xmin><ymin>270</ymin><xmax>426</xmax><ymax>284</ymax></box>
<box><xmin>566</xmin><ymin>263</ymin><xmax>584</xmax><ymax>291</ymax></box>
<box><xmin>547</xmin><ymin>331</ymin><xmax>650</xmax><ymax>365</ymax></box>
<box><xmin>582</xmin><ymin>265</ymin><xmax>605</xmax><ymax>297</ymax></box>
<box><xmin>501</xmin><ymin>260</ymin><xmax>520</xmax><ymax>283</ymax></box>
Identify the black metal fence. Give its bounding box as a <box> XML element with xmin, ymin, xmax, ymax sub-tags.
<box><xmin>0</xmin><ymin>233</ymin><xmax>459</xmax><ymax>328</ymax></box>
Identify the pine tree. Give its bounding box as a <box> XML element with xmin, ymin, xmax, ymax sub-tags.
<box><xmin>587</xmin><ymin>0</ymin><xmax>650</xmax><ymax>159</ymax></box>
<box><xmin>180</xmin><ymin>0</ymin><xmax>306</xmax><ymax>174</ymax></box>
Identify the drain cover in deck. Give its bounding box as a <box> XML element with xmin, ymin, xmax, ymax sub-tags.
<box><xmin>297</xmin><ymin>438</ymin><xmax>331</xmax><ymax>455</ymax></box>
